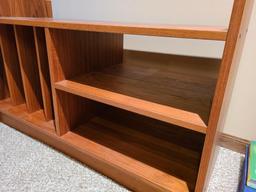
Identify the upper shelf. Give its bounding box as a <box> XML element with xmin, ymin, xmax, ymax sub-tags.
<box><xmin>0</xmin><ymin>17</ymin><xmax>228</xmax><ymax>40</ymax></box>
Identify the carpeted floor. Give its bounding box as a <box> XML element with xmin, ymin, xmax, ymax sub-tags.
<box><xmin>0</xmin><ymin>122</ymin><xmax>244</xmax><ymax>192</ymax></box>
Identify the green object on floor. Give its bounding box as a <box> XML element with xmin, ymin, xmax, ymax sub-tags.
<box><xmin>247</xmin><ymin>141</ymin><xmax>256</xmax><ymax>189</ymax></box>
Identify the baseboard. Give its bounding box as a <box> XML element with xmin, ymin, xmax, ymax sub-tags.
<box><xmin>218</xmin><ymin>133</ymin><xmax>249</xmax><ymax>154</ymax></box>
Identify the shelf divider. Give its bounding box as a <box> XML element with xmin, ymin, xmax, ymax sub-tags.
<box><xmin>33</xmin><ymin>27</ymin><xmax>53</xmax><ymax>121</ymax></box>
<box><xmin>55</xmin><ymin>80</ymin><xmax>207</xmax><ymax>133</ymax></box>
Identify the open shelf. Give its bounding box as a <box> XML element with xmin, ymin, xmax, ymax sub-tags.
<box><xmin>0</xmin><ymin>17</ymin><xmax>227</xmax><ymax>41</ymax></box>
<box><xmin>56</xmin><ymin>90</ymin><xmax>204</xmax><ymax>191</ymax></box>
<box><xmin>55</xmin><ymin>50</ymin><xmax>220</xmax><ymax>133</ymax></box>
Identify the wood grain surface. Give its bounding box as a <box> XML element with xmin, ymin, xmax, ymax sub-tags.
<box><xmin>0</xmin><ymin>17</ymin><xmax>227</xmax><ymax>40</ymax></box>
<box><xmin>0</xmin><ymin>0</ymin><xmax>51</xmax><ymax>17</ymax></box>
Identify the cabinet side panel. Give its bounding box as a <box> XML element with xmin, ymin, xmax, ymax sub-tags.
<box><xmin>195</xmin><ymin>0</ymin><xmax>254</xmax><ymax>191</ymax></box>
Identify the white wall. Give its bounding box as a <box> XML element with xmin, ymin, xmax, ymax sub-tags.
<box><xmin>52</xmin><ymin>0</ymin><xmax>234</xmax><ymax>58</ymax></box>
<box><xmin>52</xmin><ymin>0</ymin><xmax>256</xmax><ymax>140</ymax></box>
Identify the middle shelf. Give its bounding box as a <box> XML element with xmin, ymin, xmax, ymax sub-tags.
<box><xmin>55</xmin><ymin>50</ymin><xmax>220</xmax><ymax>133</ymax></box>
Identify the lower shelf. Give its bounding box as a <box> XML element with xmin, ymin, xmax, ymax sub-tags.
<box><xmin>0</xmin><ymin>99</ymin><xmax>55</xmax><ymax>133</ymax></box>
<box><xmin>56</xmin><ymin>89</ymin><xmax>204</xmax><ymax>191</ymax></box>
<box><xmin>63</xmin><ymin>116</ymin><xmax>203</xmax><ymax>191</ymax></box>
<box><xmin>0</xmin><ymin>97</ymin><xmax>204</xmax><ymax>192</ymax></box>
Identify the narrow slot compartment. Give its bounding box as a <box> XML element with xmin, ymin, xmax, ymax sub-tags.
<box><xmin>14</xmin><ymin>25</ymin><xmax>43</xmax><ymax>113</ymax></box>
<box><xmin>0</xmin><ymin>24</ymin><xmax>25</xmax><ymax>105</ymax></box>
<box><xmin>33</xmin><ymin>27</ymin><xmax>54</xmax><ymax>121</ymax></box>
<box><xmin>0</xmin><ymin>99</ymin><xmax>55</xmax><ymax>133</ymax></box>
<box><xmin>47</xmin><ymin>29</ymin><xmax>221</xmax><ymax>133</ymax></box>
<box><xmin>57</xmin><ymin>90</ymin><xmax>205</xmax><ymax>192</ymax></box>
<box><xmin>0</xmin><ymin>49</ymin><xmax>9</xmax><ymax>100</ymax></box>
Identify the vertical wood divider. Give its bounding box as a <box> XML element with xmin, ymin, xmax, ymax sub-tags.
<box><xmin>33</xmin><ymin>27</ymin><xmax>53</xmax><ymax>121</ymax></box>
<box><xmin>45</xmin><ymin>28</ymin><xmax>64</xmax><ymax>136</ymax></box>
<box><xmin>14</xmin><ymin>25</ymin><xmax>43</xmax><ymax>113</ymax></box>
<box><xmin>0</xmin><ymin>24</ymin><xmax>24</xmax><ymax>105</ymax></box>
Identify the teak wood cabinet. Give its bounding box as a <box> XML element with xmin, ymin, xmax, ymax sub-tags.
<box><xmin>0</xmin><ymin>0</ymin><xmax>253</xmax><ymax>191</ymax></box>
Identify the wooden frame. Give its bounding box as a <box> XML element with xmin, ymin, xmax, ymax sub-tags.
<box><xmin>0</xmin><ymin>0</ymin><xmax>253</xmax><ymax>191</ymax></box>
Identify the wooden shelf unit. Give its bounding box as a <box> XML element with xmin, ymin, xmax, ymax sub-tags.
<box><xmin>0</xmin><ymin>0</ymin><xmax>252</xmax><ymax>191</ymax></box>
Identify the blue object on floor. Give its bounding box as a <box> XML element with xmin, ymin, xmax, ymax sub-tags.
<box><xmin>240</xmin><ymin>145</ymin><xmax>256</xmax><ymax>192</ymax></box>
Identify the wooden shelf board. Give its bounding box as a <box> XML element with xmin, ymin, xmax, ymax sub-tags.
<box><xmin>55</xmin><ymin>51</ymin><xmax>220</xmax><ymax>133</ymax></box>
<box><xmin>14</xmin><ymin>25</ymin><xmax>43</xmax><ymax>113</ymax></box>
<box><xmin>55</xmin><ymin>80</ymin><xmax>207</xmax><ymax>133</ymax></box>
<box><xmin>0</xmin><ymin>99</ymin><xmax>55</xmax><ymax>133</ymax></box>
<box><xmin>0</xmin><ymin>17</ymin><xmax>227</xmax><ymax>40</ymax></box>
<box><xmin>61</xmin><ymin>113</ymin><xmax>202</xmax><ymax>191</ymax></box>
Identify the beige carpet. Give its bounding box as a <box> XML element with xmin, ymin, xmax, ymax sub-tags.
<box><xmin>0</xmin><ymin>122</ymin><xmax>244</xmax><ymax>192</ymax></box>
